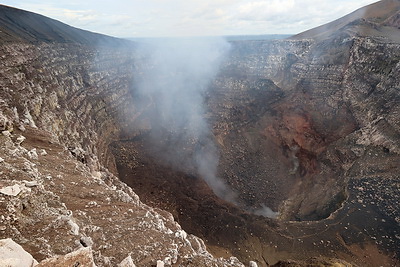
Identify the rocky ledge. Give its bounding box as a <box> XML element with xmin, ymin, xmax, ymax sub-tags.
<box><xmin>0</xmin><ymin>41</ymin><xmax>244</xmax><ymax>266</ymax></box>
<box><xmin>0</xmin><ymin>124</ymin><xmax>243</xmax><ymax>266</ymax></box>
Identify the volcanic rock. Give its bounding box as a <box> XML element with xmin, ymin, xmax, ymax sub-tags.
<box><xmin>37</xmin><ymin>247</ymin><xmax>96</xmax><ymax>267</ymax></box>
<box><xmin>0</xmin><ymin>238</ymin><xmax>38</xmax><ymax>267</ymax></box>
<box><xmin>0</xmin><ymin>184</ymin><xmax>22</xmax><ymax>197</ymax></box>
<box><xmin>0</xmin><ymin>1</ymin><xmax>399</xmax><ymax>267</ymax></box>
<box><xmin>118</xmin><ymin>256</ymin><xmax>136</xmax><ymax>267</ymax></box>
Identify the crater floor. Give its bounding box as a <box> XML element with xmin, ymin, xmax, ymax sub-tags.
<box><xmin>111</xmin><ymin>135</ymin><xmax>400</xmax><ymax>266</ymax></box>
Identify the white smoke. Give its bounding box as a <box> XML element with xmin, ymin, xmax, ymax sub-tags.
<box><xmin>132</xmin><ymin>37</ymin><xmax>235</xmax><ymax>200</ymax></box>
<box><xmin>253</xmin><ymin>204</ymin><xmax>279</xmax><ymax>219</ymax></box>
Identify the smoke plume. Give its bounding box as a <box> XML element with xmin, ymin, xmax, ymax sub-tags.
<box><xmin>132</xmin><ymin>37</ymin><xmax>234</xmax><ymax>200</ymax></box>
<box><xmin>253</xmin><ymin>204</ymin><xmax>279</xmax><ymax>219</ymax></box>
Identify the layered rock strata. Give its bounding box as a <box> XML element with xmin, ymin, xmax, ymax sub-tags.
<box><xmin>0</xmin><ymin>42</ymin><xmax>243</xmax><ymax>266</ymax></box>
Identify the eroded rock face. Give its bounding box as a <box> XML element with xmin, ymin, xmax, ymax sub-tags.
<box><xmin>0</xmin><ymin>43</ymin><xmax>244</xmax><ymax>266</ymax></box>
<box><xmin>37</xmin><ymin>247</ymin><xmax>96</xmax><ymax>267</ymax></box>
<box><xmin>0</xmin><ymin>43</ymin><xmax>131</xmax><ymax>175</ymax></box>
<box><xmin>110</xmin><ymin>33</ymin><xmax>399</xmax><ymax>267</ymax></box>
<box><xmin>118</xmin><ymin>34</ymin><xmax>399</xmax><ymax>222</ymax></box>
<box><xmin>210</xmin><ymin>35</ymin><xmax>400</xmax><ymax>222</ymax></box>
<box><xmin>0</xmin><ymin>3</ymin><xmax>399</xmax><ymax>266</ymax></box>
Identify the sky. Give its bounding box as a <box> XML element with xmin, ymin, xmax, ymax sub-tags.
<box><xmin>1</xmin><ymin>0</ymin><xmax>379</xmax><ymax>38</ymax></box>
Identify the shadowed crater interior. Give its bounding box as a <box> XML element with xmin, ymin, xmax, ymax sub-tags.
<box><xmin>109</xmin><ymin>26</ymin><xmax>400</xmax><ymax>265</ymax></box>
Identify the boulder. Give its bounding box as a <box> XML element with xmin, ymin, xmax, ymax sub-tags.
<box><xmin>37</xmin><ymin>247</ymin><xmax>96</xmax><ymax>267</ymax></box>
<box><xmin>0</xmin><ymin>184</ymin><xmax>22</xmax><ymax>197</ymax></box>
<box><xmin>118</xmin><ymin>255</ymin><xmax>136</xmax><ymax>267</ymax></box>
<box><xmin>0</xmin><ymin>238</ymin><xmax>38</xmax><ymax>267</ymax></box>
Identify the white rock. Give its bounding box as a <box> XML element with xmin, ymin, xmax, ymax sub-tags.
<box><xmin>80</xmin><ymin>236</ymin><xmax>93</xmax><ymax>247</ymax></box>
<box><xmin>15</xmin><ymin>135</ymin><xmax>26</xmax><ymax>145</ymax></box>
<box><xmin>1</xmin><ymin>131</ymin><xmax>11</xmax><ymax>137</ymax></box>
<box><xmin>118</xmin><ymin>255</ymin><xmax>136</xmax><ymax>267</ymax></box>
<box><xmin>163</xmin><ymin>256</ymin><xmax>172</xmax><ymax>265</ymax></box>
<box><xmin>37</xmin><ymin>247</ymin><xmax>95</xmax><ymax>267</ymax></box>
<box><xmin>156</xmin><ymin>260</ymin><xmax>164</xmax><ymax>267</ymax></box>
<box><xmin>23</xmin><ymin>180</ymin><xmax>39</xmax><ymax>187</ymax></box>
<box><xmin>116</xmin><ymin>190</ymin><xmax>134</xmax><ymax>203</ymax></box>
<box><xmin>0</xmin><ymin>184</ymin><xmax>22</xmax><ymax>196</ymax></box>
<box><xmin>68</xmin><ymin>219</ymin><xmax>80</xmax><ymax>236</ymax></box>
<box><xmin>57</xmin><ymin>215</ymin><xmax>80</xmax><ymax>236</ymax></box>
<box><xmin>92</xmin><ymin>171</ymin><xmax>101</xmax><ymax>179</ymax></box>
<box><xmin>86</xmin><ymin>201</ymin><xmax>98</xmax><ymax>208</ymax></box>
<box><xmin>18</xmin><ymin>124</ymin><xmax>26</xmax><ymax>132</ymax></box>
<box><xmin>249</xmin><ymin>261</ymin><xmax>258</xmax><ymax>267</ymax></box>
<box><xmin>39</xmin><ymin>149</ymin><xmax>47</xmax><ymax>156</ymax></box>
<box><xmin>23</xmin><ymin>110</ymin><xmax>36</xmax><ymax>128</ymax></box>
<box><xmin>175</xmin><ymin>230</ymin><xmax>187</xmax><ymax>240</ymax></box>
<box><xmin>0</xmin><ymin>238</ymin><xmax>38</xmax><ymax>267</ymax></box>
<box><xmin>0</xmin><ymin>157</ymin><xmax>4</xmax><ymax>163</ymax></box>
<box><xmin>12</xmin><ymin>107</ymin><xmax>19</xmax><ymax>121</ymax></box>
<box><xmin>27</xmin><ymin>148</ymin><xmax>38</xmax><ymax>160</ymax></box>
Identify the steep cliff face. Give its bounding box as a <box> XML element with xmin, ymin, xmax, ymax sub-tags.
<box><xmin>111</xmin><ymin>2</ymin><xmax>399</xmax><ymax>266</ymax></box>
<box><xmin>215</xmin><ymin>20</ymin><xmax>399</xmax><ymax>233</ymax></box>
<box><xmin>0</xmin><ymin>39</ymin><xmax>243</xmax><ymax>266</ymax></box>
<box><xmin>1</xmin><ymin>1</ymin><xmax>400</xmax><ymax>267</ymax></box>
<box><xmin>224</xmin><ymin>33</ymin><xmax>400</xmax><ymax>222</ymax></box>
<box><xmin>0</xmin><ymin>43</ymin><xmax>133</xmax><ymax>173</ymax></box>
<box><xmin>112</xmin><ymin>35</ymin><xmax>399</xmax><ymax>267</ymax></box>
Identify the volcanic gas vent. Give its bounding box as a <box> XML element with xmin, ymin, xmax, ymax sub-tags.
<box><xmin>1</xmin><ymin>1</ymin><xmax>400</xmax><ymax>266</ymax></box>
<box><xmin>111</xmin><ymin>31</ymin><xmax>400</xmax><ymax>264</ymax></box>
<box><xmin>110</xmin><ymin>4</ymin><xmax>400</xmax><ymax>265</ymax></box>
<box><xmin>112</xmin><ymin>36</ymin><xmax>355</xmax><ymax>225</ymax></box>
<box><xmin>119</xmin><ymin>37</ymin><xmax>238</xmax><ymax>201</ymax></box>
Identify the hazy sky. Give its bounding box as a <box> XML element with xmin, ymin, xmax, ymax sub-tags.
<box><xmin>2</xmin><ymin>0</ymin><xmax>378</xmax><ymax>37</ymax></box>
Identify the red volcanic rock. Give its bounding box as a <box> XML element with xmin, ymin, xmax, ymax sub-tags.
<box><xmin>0</xmin><ymin>1</ymin><xmax>399</xmax><ymax>267</ymax></box>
